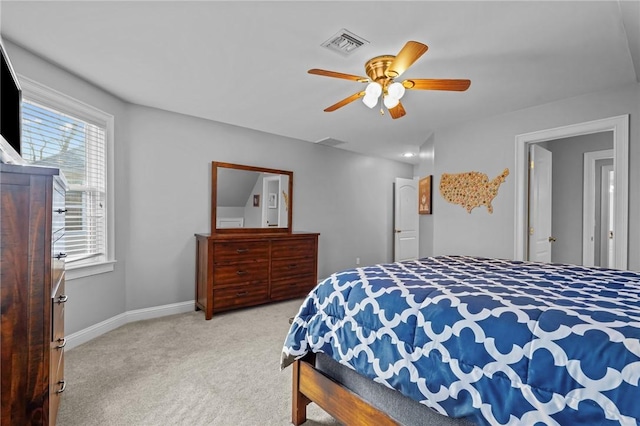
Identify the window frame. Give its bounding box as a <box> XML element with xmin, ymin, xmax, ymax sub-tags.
<box><xmin>19</xmin><ymin>75</ymin><xmax>116</xmax><ymax>280</ymax></box>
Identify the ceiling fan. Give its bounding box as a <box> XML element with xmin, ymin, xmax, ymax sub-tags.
<box><xmin>308</xmin><ymin>41</ymin><xmax>471</xmax><ymax>119</ymax></box>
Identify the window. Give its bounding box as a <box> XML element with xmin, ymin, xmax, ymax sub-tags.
<box><xmin>20</xmin><ymin>76</ymin><xmax>115</xmax><ymax>279</ymax></box>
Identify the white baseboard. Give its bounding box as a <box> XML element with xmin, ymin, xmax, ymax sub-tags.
<box><xmin>65</xmin><ymin>300</ymin><xmax>195</xmax><ymax>350</ymax></box>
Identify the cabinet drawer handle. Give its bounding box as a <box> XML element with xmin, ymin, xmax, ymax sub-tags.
<box><xmin>56</xmin><ymin>208</ymin><xmax>68</xmax><ymax>214</ymax></box>
<box><xmin>55</xmin><ymin>253</ymin><xmax>67</xmax><ymax>260</ymax></box>
<box><xmin>288</xmin><ymin>264</ymin><xmax>298</xmax><ymax>269</ymax></box>
<box><xmin>55</xmin><ymin>337</ymin><xmax>67</xmax><ymax>349</ymax></box>
<box><xmin>56</xmin><ymin>294</ymin><xmax>68</xmax><ymax>304</ymax></box>
<box><xmin>236</xmin><ymin>270</ymin><xmax>247</xmax><ymax>276</ymax></box>
<box><xmin>56</xmin><ymin>380</ymin><xmax>66</xmax><ymax>394</ymax></box>
<box><xmin>236</xmin><ymin>248</ymin><xmax>249</xmax><ymax>253</ymax></box>
<box><xmin>236</xmin><ymin>291</ymin><xmax>249</xmax><ymax>297</ymax></box>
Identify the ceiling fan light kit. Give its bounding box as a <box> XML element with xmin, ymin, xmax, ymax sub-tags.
<box><xmin>309</xmin><ymin>41</ymin><xmax>471</xmax><ymax>119</ymax></box>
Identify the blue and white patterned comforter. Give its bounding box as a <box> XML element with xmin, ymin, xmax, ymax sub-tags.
<box><xmin>281</xmin><ymin>256</ymin><xmax>640</xmax><ymax>425</ymax></box>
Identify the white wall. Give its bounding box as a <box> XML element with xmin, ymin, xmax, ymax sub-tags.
<box><xmin>427</xmin><ymin>82</ymin><xmax>640</xmax><ymax>271</ymax></box>
<box><xmin>4</xmin><ymin>40</ymin><xmax>413</xmax><ymax>332</ymax></box>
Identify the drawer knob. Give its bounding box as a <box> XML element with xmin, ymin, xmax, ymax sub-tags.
<box><xmin>56</xmin><ymin>294</ymin><xmax>69</xmax><ymax>304</ymax></box>
<box><xmin>288</xmin><ymin>264</ymin><xmax>298</xmax><ymax>269</ymax></box>
<box><xmin>236</xmin><ymin>270</ymin><xmax>247</xmax><ymax>276</ymax></box>
<box><xmin>55</xmin><ymin>337</ymin><xmax>67</xmax><ymax>349</ymax></box>
<box><xmin>56</xmin><ymin>208</ymin><xmax>68</xmax><ymax>214</ymax></box>
<box><xmin>55</xmin><ymin>252</ymin><xmax>68</xmax><ymax>260</ymax></box>
<box><xmin>236</xmin><ymin>248</ymin><xmax>249</xmax><ymax>253</ymax></box>
<box><xmin>56</xmin><ymin>380</ymin><xmax>67</xmax><ymax>394</ymax></box>
<box><xmin>236</xmin><ymin>291</ymin><xmax>249</xmax><ymax>297</ymax></box>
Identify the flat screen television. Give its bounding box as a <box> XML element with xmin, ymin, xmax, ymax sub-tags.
<box><xmin>0</xmin><ymin>38</ymin><xmax>24</xmax><ymax>164</ymax></box>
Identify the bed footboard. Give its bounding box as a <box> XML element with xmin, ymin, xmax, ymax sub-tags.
<box><xmin>291</xmin><ymin>354</ymin><xmax>398</xmax><ymax>426</ymax></box>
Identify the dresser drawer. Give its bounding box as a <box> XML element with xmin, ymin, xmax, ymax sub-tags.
<box><xmin>52</xmin><ymin>281</ymin><xmax>66</xmax><ymax>343</ymax></box>
<box><xmin>50</xmin><ymin>276</ymin><xmax>66</xmax><ymax>425</ymax></box>
<box><xmin>52</xmin><ymin>179</ymin><xmax>66</xmax><ymax>235</ymax></box>
<box><xmin>271</xmin><ymin>237</ymin><xmax>316</xmax><ymax>259</ymax></box>
<box><xmin>213</xmin><ymin>282</ymin><xmax>269</xmax><ymax>310</ymax></box>
<box><xmin>52</xmin><ymin>234</ymin><xmax>66</xmax><ymax>291</ymax></box>
<box><xmin>213</xmin><ymin>263</ymin><xmax>269</xmax><ymax>288</ymax></box>
<box><xmin>49</xmin><ymin>345</ymin><xmax>65</xmax><ymax>422</ymax></box>
<box><xmin>271</xmin><ymin>257</ymin><xmax>315</xmax><ymax>280</ymax></box>
<box><xmin>213</xmin><ymin>241</ymin><xmax>269</xmax><ymax>264</ymax></box>
<box><xmin>271</xmin><ymin>275</ymin><xmax>316</xmax><ymax>301</ymax></box>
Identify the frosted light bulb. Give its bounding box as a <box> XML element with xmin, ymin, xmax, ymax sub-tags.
<box><xmin>365</xmin><ymin>82</ymin><xmax>382</xmax><ymax>98</ymax></box>
<box><xmin>362</xmin><ymin>94</ymin><xmax>378</xmax><ymax>108</ymax></box>
<box><xmin>388</xmin><ymin>82</ymin><xmax>405</xmax><ymax>99</ymax></box>
<box><xmin>383</xmin><ymin>95</ymin><xmax>399</xmax><ymax>109</ymax></box>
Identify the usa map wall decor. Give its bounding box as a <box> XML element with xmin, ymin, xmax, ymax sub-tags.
<box><xmin>440</xmin><ymin>168</ymin><xmax>509</xmax><ymax>213</ymax></box>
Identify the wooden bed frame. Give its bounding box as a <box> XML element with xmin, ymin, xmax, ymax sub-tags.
<box><xmin>291</xmin><ymin>354</ymin><xmax>399</xmax><ymax>426</ymax></box>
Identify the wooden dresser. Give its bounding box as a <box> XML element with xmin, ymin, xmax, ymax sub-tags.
<box><xmin>195</xmin><ymin>232</ymin><xmax>319</xmax><ymax>320</ymax></box>
<box><xmin>1</xmin><ymin>163</ymin><xmax>67</xmax><ymax>425</ymax></box>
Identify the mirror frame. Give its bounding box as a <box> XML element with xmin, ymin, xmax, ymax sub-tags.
<box><xmin>212</xmin><ymin>161</ymin><xmax>293</xmax><ymax>234</ymax></box>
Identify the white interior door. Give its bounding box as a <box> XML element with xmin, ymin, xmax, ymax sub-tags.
<box><xmin>394</xmin><ymin>178</ymin><xmax>419</xmax><ymax>262</ymax></box>
<box><xmin>603</xmin><ymin>165</ymin><xmax>615</xmax><ymax>268</ymax></box>
<box><xmin>261</xmin><ymin>176</ymin><xmax>279</xmax><ymax>227</ymax></box>
<box><xmin>582</xmin><ymin>149</ymin><xmax>614</xmax><ymax>267</ymax></box>
<box><xmin>528</xmin><ymin>145</ymin><xmax>553</xmax><ymax>262</ymax></box>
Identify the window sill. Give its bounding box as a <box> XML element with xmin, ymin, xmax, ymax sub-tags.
<box><xmin>66</xmin><ymin>260</ymin><xmax>116</xmax><ymax>280</ymax></box>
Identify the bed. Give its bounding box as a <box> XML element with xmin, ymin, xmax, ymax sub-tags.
<box><xmin>281</xmin><ymin>255</ymin><xmax>640</xmax><ymax>425</ymax></box>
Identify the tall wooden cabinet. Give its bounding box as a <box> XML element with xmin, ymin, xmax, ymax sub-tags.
<box><xmin>1</xmin><ymin>163</ymin><xmax>67</xmax><ymax>425</ymax></box>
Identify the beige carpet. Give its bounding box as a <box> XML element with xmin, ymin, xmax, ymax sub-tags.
<box><xmin>57</xmin><ymin>299</ymin><xmax>339</xmax><ymax>426</ymax></box>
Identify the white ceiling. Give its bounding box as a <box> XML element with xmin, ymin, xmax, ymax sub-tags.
<box><xmin>2</xmin><ymin>1</ymin><xmax>639</xmax><ymax>164</ymax></box>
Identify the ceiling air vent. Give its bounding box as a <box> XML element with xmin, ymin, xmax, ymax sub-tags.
<box><xmin>315</xmin><ymin>137</ymin><xmax>346</xmax><ymax>147</ymax></box>
<box><xmin>321</xmin><ymin>29</ymin><xmax>369</xmax><ymax>56</ymax></box>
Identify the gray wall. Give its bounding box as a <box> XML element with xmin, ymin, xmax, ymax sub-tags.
<box><xmin>545</xmin><ymin>132</ymin><xmax>613</xmax><ymax>265</ymax></box>
<box><xmin>428</xmin><ymin>82</ymin><xmax>640</xmax><ymax>271</ymax></box>
<box><xmin>124</xmin><ymin>105</ymin><xmax>412</xmax><ymax>311</ymax></box>
<box><xmin>4</xmin><ymin>40</ymin><xmax>413</xmax><ymax>333</ymax></box>
<box><xmin>6</xmin><ymin>36</ymin><xmax>640</xmax><ymax>339</ymax></box>
<box><xmin>3</xmin><ymin>40</ymin><xmax>130</xmax><ymax>334</ymax></box>
<box><xmin>416</xmin><ymin>133</ymin><xmax>435</xmax><ymax>258</ymax></box>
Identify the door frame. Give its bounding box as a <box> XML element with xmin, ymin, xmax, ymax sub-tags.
<box><xmin>514</xmin><ymin>115</ymin><xmax>628</xmax><ymax>269</ymax></box>
<box><xmin>582</xmin><ymin>149</ymin><xmax>614</xmax><ymax>267</ymax></box>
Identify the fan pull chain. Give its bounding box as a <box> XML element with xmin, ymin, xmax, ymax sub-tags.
<box><xmin>379</xmin><ymin>95</ymin><xmax>385</xmax><ymax>115</ymax></box>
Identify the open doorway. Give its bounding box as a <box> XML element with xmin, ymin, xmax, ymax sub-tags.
<box><xmin>528</xmin><ymin>135</ymin><xmax>613</xmax><ymax>265</ymax></box>
<box><xmin>514</xmin><ymin>115</ymin><xmax>629</xmax><ymax>269</ymax></box>
<box><xmin>583</xmin><ymin>150</ymin><xmax>614</xmax><ymax>267</ymax></box>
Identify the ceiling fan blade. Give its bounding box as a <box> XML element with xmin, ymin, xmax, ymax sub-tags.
<box><xmin>388</xmin><ymin>102</ymin><xmax>406</xmax><ymax>119</ymax></box>
<box><xmin>308</xmin><ymin>68</ymin><xmax>369</xmax><ymax>83</ymax></box>
<box><xmin>386</xmin><ymin>41</ymin><xmax>429</xmax><ymax>78</ymax></box>
<box><xmin>403</xmin><ymin>79</ymin><xmax>471</xmax><ymax>91</ymax></box>
<box><xmin>324</xmin><ymin>91</ymin><xmax>366</xmax><ymax>112</ymax></box>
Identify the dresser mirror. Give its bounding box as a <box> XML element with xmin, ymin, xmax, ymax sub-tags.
<box><xmin>212</xmin><ymin>161</ymin><xmax>293</xmax><ymax>233</ymax></box>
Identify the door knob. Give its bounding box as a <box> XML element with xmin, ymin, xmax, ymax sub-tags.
<box><xmin>395</xmin><ymin>229</ymin><xmax>401</xmax><ymax>234</ymax></box>
<box><xmin>548</xmin><ymin>236</ymin><xmax>557</xmax><ymax>242</ymax></box>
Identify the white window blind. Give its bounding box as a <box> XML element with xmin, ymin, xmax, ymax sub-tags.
<box><xmin>22</xmin><ymin>99</ymin><xmax>107</xmax><ymax>264</ymax></box>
